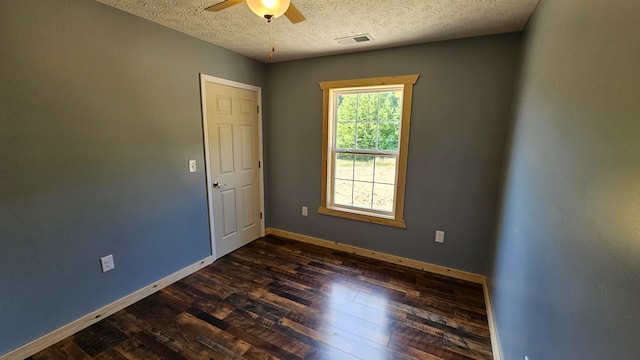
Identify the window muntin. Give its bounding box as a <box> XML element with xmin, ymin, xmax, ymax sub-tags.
<box><xmin>318</xmin><ymin>75</ymin><xmax>419</xmax><ymax>228</ymax></box>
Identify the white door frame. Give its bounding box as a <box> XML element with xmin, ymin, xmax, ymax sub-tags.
<box><xmin>200</xmin><ymin>74</ymin><xmax>266</xmax><ymax>260</ymax></box>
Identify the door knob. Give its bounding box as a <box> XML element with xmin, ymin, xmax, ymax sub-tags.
<box><xmin>213</xmin><ymin>181</ymin><xmax>226</xmax><ymax>189</ymax></box>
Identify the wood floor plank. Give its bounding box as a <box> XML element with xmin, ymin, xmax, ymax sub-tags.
<box><xmin>277</xmin><ymin>318</ymin><xmax>396</xmax><ymax>360</ymax></box>
<box><xmin>132</xmin><ymin>332</ymin><xmax>186</xmax><ymax>360</ymax></box>
<box><xmin>225</xmin><ymin>323</ymin><xmax>305</xmax><ymax>359</ymax></box>
<box><xmin>151</xmin><ymin>314</ymin><xmax>228</xmax><ymax>359</ymax></box>
<box><xmin>175</xmin><ymin>312</ymin><xmax>251</xmax><ymax>357</ymax></box>
<box><xmin>390</xmin><ymin>323</ymin><xmax>474</xmax><ymax>360</ymax></box>
<box><xmin>33</xmin><ymin>235</ymin><xmax>492</xmax><ymax>360</ymax></box>
<box><xmin>224</xmin><ymin>311</ymin><xmax>312</xmax><ymax>359</ymax></box>
<box><xmin>32</xmin><ymin>338</ymin><xmax>92</xmax><ymax>360</ymax></box>
<box><xmin>70</xmin><ymin>329</ymin><xmax>111</xmax><ymax>356</ymax></box>
<box><xmin>91</xmin><ymin>348</ymin><xmax>129</xmax><ymax>360</ymax></box>
<box><xmin>112</xmin><ymin>337</ymin><xmax>166</xmax><ymax>360</ymax></box>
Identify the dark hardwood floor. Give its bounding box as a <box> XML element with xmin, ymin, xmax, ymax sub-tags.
<box><xmin>30</xmin><ymin>235</ymin><xmax>493</xmax><ymax>360</ymax></box>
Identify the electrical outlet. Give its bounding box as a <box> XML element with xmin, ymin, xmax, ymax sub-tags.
<box><xmin>435</xmin><ymin>230</ymin><xmax>445</xmax><ymax>243</ymax></box>
<box><xmin>188</xmin><ymin>160</ymin><xmax>196</xmax><ymax>173</ymax></box>
<box><xmin>302</xmin><ymin>206</ymin><xmax>308</xmax><ymax>216</ymax></box>
<box><xmin>100</xmin><ymin>254</ymin><xmax>115</xmax><ymax>273</ymax></box>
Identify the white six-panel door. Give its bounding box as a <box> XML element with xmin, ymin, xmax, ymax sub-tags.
<box><xmin>201</xmin><ymin>76</ymin><xmax>264</xmax><ymax>259</ymax></box>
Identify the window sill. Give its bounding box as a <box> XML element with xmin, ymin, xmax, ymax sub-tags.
<box><xmin>317</xmin><ymin>206</ymin><xmax>407</xmax><ymax>229</ymax></box>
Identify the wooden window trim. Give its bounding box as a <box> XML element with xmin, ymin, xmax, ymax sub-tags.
<box><xmin>318</xmin><ymin>75</ymin><xmax>419</xmax><ymax>229</ymax></box>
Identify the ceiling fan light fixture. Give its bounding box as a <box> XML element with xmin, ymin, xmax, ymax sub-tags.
<box><xmin>246</xmin><ymin>0</ymin><xmax>291</xmax><ymax>20</ymax></box>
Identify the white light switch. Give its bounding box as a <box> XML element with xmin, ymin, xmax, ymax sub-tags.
<box><xmin>302</xmin><ymin>206</ymin><xmax>308</xmax><ymax>216</ymax></box>
<box><xmin>435</xmin><ymin>230</ymin><xmax>445</xmax><ymax>243</ymax></box>
<box><xmin>188</xmin><ymin>160</ymin><xmax>196</xmax><ymax>173</ymax></box>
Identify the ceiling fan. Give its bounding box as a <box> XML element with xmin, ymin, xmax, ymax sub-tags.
<box><xmin>205</xmin><ymin>0</ymin><xmax>306</xmax><ymax>23</ymax></box>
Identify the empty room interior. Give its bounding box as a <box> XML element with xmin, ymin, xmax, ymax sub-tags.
<box><xmin>1</xmin><ymin>0</ymin><xmax>638</xmax><ymax>359</ymax></box>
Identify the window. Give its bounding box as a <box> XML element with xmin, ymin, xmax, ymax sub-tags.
<box><xmin>318</xmin><ymin>75</ymin><xmax>419</xmax><ymax>228</ymax></box>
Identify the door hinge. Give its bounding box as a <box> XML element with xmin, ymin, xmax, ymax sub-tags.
<box><xmin>258</xmin><ymin>161</ymin><xmax>261</xmax><ymax>168</ymax></box>
<box><xmin>260</xmin><ymin>212</ymin><xmax>263</xmax><ymax>219</ymax></box>
<box><xmin>257</xmin><ymin>105</ymin><xmax>260</xmax><ymax>114</ymax></box>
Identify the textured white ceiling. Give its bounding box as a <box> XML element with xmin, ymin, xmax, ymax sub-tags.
<box><xmin>96</xmin><ymin>0</ymin><xmax>539</xmax><ymax>63</ymax></box>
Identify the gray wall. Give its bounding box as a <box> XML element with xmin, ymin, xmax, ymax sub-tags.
<box><xmin>490</xmin><ymin>0</ymin><xmax>640</xmax><ymax>358</ymax></box>
<box><xmin>0</xmin><ymin>0</ymin><xmax>264</xmax><ymax>354</ymax></box>
<box><xmin>264</xmin><ymin>34</ymin><xmax>521</xmax><ymax>274</ymax></box>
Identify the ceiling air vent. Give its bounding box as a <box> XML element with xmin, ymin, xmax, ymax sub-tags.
<box><xmin>335</xmin><ymin>34</ymin><xmax>374</xmax><ymax>45</ymax></box>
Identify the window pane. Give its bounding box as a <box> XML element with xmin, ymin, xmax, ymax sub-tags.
<box><xmin>353</xmin><ymin>155</ymin><xmax>374</xmax><ymax>182</ymax></box>
<box><xmin>335</xmin><ymin>153</ymin><xmax>354</xmax><ymax>180</ymax></box>
<box><xmin>356</xmin><ymin>121</ymin><xmax>377</xmax><ymax>150</ymax></box>
<box><xmin>353</xmin><ymin>181</ymin><xmax>373</xmax><ymax>208</ymax></box>
<box><xmin>378</xmin><ymin>92</ymin><xmax>402</xmax><ymax>121</ymax></box>
<box><xmin>336</xmin><ymin>122</ymin><xmax>356</xmax><ymax>149</ymax></box>
<box><xmin>357</xmin><ymin>93</ymin><xmax>379</xmax><ymax>121</ymax></box>
<box><xmin>377</xmin><ymin>121</ymin><xmax>400</xmax><ymax>151</ymax></box>
<box><xmin>334</xmin><ymin>179</ymin><xmax>353</xmax><ymax>206</ymax></box>
<box><xmin>373</xmin><ymin>183</ymin><xmax>394</xmax><ymax>212</ymax></box>
<box><xmin>374</xmin><ymin>156</ymin><xmax>396</xmax><ymax>184</ymax></box>
<box><xmin>337</xmin><ymin>94</ymin><xmax>357</xmax><ymax>121</ymax></box>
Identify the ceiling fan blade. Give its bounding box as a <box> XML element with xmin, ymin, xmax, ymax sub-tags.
<box><xmin>284</xmin><ymin>3</ymin><xmax>305</xmax><ymax>23</ymax></box>
<box><xmin>205</xmin><ymin>0</ymin><xmax>245</xmax><ymax>12</ymax></box>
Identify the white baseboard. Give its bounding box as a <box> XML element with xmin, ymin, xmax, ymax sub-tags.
<box><xmin>482</xmin><ymin>278</ymin><xmax>503</xmax><ymax>360</ymax></box>
<box><xmin>265</xmin><ymin>227</ymin><xmax>503</xmax><ymax>360</ymax></box>
<box><xmin>1</xmin><ymin>256</ymin><xmax>214</xmax><ymax>360</ymax></box>
<box><xmin>265</xmin><ymin>227</ymin><xmax>484</xmax><ymax>283</ymax></box>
